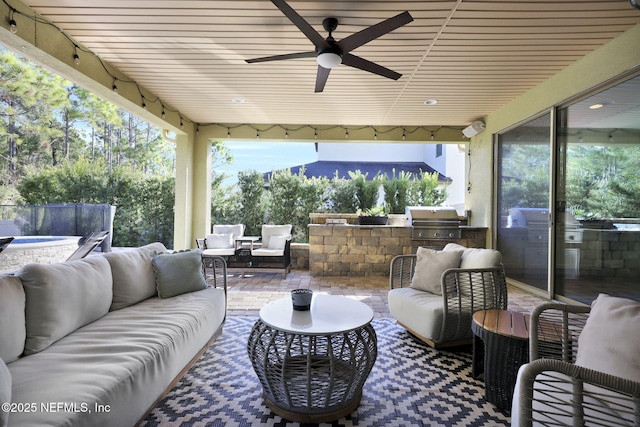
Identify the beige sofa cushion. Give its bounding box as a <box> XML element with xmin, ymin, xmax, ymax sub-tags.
<box><xmin>104</xmin><ymin>242</ymin><xmax>167</xmax><ymax>311</ymax></box>
<box><xmin>18</xmin><ymin>257</ymin><xmax>113</xmax><ymax>355</ymax></box>
<box><xmin>0</xmin><ymin>275</ymin><xmax>26</xmax><ymax>363</ymax></box>
<box><xmin>0</xmin><ymin>357</ymin><xmax>10</xmax><ymax>426</ymax></box>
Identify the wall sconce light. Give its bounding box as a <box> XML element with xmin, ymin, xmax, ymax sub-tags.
<box><xmin>462</xmin><ymin>120</ymin><xmax>485</xmax><ymax>138</ymax></box>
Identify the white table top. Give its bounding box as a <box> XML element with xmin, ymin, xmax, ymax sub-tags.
<box><xmin>259</xmin><ymin>294</ymin><xmax>374</xmax><ymax>335</ymax></box>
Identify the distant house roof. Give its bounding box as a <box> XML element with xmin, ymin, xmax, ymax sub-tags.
<box><xmin>264</xmin><ymin>161</ymin><xmax>451</xmax><ymax>182</ymax></box>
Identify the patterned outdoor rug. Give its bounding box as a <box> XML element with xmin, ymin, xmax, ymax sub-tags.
<box><xmin>141</xmin><ymin>317</ymin><xmax>511</xmax><ymax>426</ymax></box>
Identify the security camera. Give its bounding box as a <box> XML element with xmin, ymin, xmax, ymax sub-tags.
<box><xmin>462</xmin><ymin>121</ymin><xmax>485</xmax><ymax>138</ymax></box>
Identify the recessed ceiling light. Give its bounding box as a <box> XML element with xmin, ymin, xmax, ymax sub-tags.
<box><xmin>424</xmin><ymin>99</ymin><xmax>438</xmax><ymax>105</ymax></box>
<box><xmin>231</xmin><ymin>97</ymin><xmax>246</xmax><ymax>104</ymax></box>
<box><xmin>589</xmin><ymin>101</ymin><xmax>613</xmax><ymax>109</ymax></box>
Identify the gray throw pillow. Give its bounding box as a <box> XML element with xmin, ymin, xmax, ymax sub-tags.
<box><xmin>0</xmin><ymin>357</ymin><xmax>10</xmax><ymax>426</ymax></box>
<box><xmin>152</xmin><ymin>249</ymin><xmax>207</xmax><ymax>299</ymax></box>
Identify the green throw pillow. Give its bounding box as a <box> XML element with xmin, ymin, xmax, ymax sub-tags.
<box><xmin>151</xmin><ymin>249</ymin><xmax>207</xmax><ymax>298</ymax></box>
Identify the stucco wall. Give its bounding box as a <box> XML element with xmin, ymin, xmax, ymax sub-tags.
<box><xmin>466</xmin><ymin>24</ymin><xmax>640</xmax><ymax>234</ymax></box>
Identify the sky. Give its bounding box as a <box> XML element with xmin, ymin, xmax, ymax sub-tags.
<box><xmin>215</xmin><ymin>141</ymin><xmax>318</xmax><ymax>185</ymax></box>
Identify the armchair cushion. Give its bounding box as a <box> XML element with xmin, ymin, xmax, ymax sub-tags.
<box><xmin>268</xmin><ymin>234</ymin><xmax>288</xmax><ymax>250</ymax></box>
<box><xmin>260</xmin><ymin>224</ymin><xmax>292</xmax><ymax>248</ymax></box>
<box><xmin>443</xmin><ymin>243</ymin><xmax>502</xmax><ymax>268</ymax></box>
<box><xmin>212</xmin><ymin>224</ymin><xmax>244</xmax><ymax>239</ymax></box>
<box><xmin>575</xmin><ymin>293</ymin><xmax>640</xmax><ymax>382</ymax></box>
<box><xmin>388</xmin><ymin>287</ymin><xmax>444</xmax><ymax>341</ymax></box>
<box><xmin>409</xmin><ymin>247</ymin><xmax>462</xmax><ymax>295</ymax></box>
<box><xmin>205</xmin><ymin>233</ymin><xmax>234</xmax><ymax>249</ymax></box>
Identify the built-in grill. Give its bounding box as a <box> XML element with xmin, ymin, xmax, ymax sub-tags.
<box><xmin>507</xmin><ymin>208</ymin><xmax>550</xmax><ymax>242</ymax></box>
<box><xmin>508</xmin><ymin>207</ymin><xmax>582</xmax><ymax>243</ymax></box>
<box><xmin>406</xmin><ymin>206</ymin><xmax>462</xmax><ymax>240</ymax></box>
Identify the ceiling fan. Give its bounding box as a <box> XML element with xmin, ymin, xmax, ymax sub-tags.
<box><xmin>246</xmin><ymin>0</ymin><xmax>413</xmax><ymax>92</ymax></box>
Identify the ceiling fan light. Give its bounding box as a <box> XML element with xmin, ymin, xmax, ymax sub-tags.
<box><xmin>317</xmin><ymin>52</ymin><xmax>342</xmax><ymax>69</ymax></box>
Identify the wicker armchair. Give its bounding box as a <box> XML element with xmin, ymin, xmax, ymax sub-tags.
<box><xmin>388</xmin><ymin>253</ymin><xmax>508</xmax><ymax>348</ymax></box>
<box><xmin>512</xmin><ymin>303</ymin><xmax>640</xmax><ymax>426</ymax></box>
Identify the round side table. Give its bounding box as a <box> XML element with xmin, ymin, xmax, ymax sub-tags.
<box><xmin>472</xmin><ymin>309</ymin><xmax>530</xmax><ymax>411</ymax></box>
<box><xmin>247</xmin><ymin>294</ymin><xmax>377</xmax><ymax>423</ymax></box>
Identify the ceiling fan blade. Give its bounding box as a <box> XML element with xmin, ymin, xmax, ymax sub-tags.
<box><xmin>315</xmin><ymin>66</ymin><xmax>331</xmax><ymax>93</ymax></box>
<box><xmin>337</xmin><ymin>11</ymin><xmax>413</xmax><ymax>53</ymax></box>
<box><xmin>271</xmin><ymin>0</ymin><xmax>330</xmax><ymax>48</ymax></box>
<box><xmin>341</xmin><ymin>53</ymin><xmax>402</xmax><ymax>80</ymax></box>
<box><xmin>246</xmin><ymin>51</ymin><xmax>316</xmax><ymax>63</ymax></box>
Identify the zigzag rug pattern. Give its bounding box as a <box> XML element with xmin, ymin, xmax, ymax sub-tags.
<box><xmin>142</xmin><ymin>317</ymin><xmax>510</xmax><ymax>426</ymax></box>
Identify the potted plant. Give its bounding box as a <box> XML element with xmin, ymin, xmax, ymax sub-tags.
<box><xmin>357</xmin><ymin>206</ymin><xmax>389</xmax><ymax>225</ymax></box>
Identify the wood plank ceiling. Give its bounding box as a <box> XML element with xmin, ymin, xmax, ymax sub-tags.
<box><xmin>17</xmin><ymin>0</ymin><xmax>640</xmax><ymax>128</ymax></box>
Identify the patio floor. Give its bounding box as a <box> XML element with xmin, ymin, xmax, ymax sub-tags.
<box><xmin>223</xmin><ymin>270</ymin><xmax>549</xmax><ymax>318</ymax></box>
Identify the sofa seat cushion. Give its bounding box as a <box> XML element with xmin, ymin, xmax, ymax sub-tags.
<box><xmin>388</xmin><ymin>287</ymin><xmax>444</xmax><ymax>342</ymax></box>
<box><xmin>17</xmin><ymin>257</ymin><xmax>113</xmax><ymax>355</ymax></box>
<box><xmin>0</xmin><ymin>275</ymin><xmax>26</xmax><ymax>363</ymax></box>
<box><xmin>104</xmin><ymin>242</ymin><xmax>167</xmax><ymax>311</ymax></box>
<box><xmin>202</xmin><ymin>248</ymin><xmax>236</xmax><ymax>257</ymax></box>
<box><xmin>7</xmin><ymin>286</ymin><xmax>226</xmax><ymax>427</ymax></box>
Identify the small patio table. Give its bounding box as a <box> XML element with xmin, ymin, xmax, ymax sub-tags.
<box><xmin>247</xmin><ymin>295</ymin><xmax>377</xmax><ymax>423</ymax></box>
<box><xmin>471</xmin><ymin>309</ymin><xmax>530</xmax><ymax>410</ymax></box>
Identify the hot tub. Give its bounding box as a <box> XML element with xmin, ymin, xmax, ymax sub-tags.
<box><xmin>0</xmin><ymin>236</ymin><xmax>80</xmax><ymax>274</ymax></box>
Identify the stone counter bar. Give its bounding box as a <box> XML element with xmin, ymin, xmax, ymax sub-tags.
<box><xmin>308</xmin><ymin>217</ymin><xmax>488</xmax><ymax>277</ymax></box>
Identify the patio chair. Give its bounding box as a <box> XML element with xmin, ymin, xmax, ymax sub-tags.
<box><xmin>249</xmin><ymin>224</ymin><xmax>292</xmax><ymax>278</ymax></box>
<box><xmin>511</xmin><ymin>296</ymin><xmax>640</xmax><ymax>426</ymax></box>
<box><xmin>388</xmin><ymin>243</ymin><xmax>507</xmax><ymax>348</ymax></box>
<box><xmin>0</xmin><ymin>237</ymin><xmax>14</xmax><ymax>254</ymax></box>
<box><xmin>196</xmin><ymin>224</ymin><xmax>244</xmax><ymax>278</ymax></box>
<box><xmin>66</xmin><ymin>231</ymin><xmax>110</xmax><ymax>261</ymax></box>
<box><xmin>196</xmin><ymin>224</ymin><xmax>245</xmax><ymax>257</ymax></box>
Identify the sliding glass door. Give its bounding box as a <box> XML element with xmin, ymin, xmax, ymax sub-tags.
<box><xmin>496</xmin><ymin>73</ymin><xmax>640</xmax><ymax>303</ymax></box>
<box><xmin>554</xmin><ymin>75</ymin><xmax>640</xmax><ymax>304</ymax></box>
<box><xmin>496</xmin><ymin>114</ymin><xmax>551</xmax><ymax>292</ymax></box>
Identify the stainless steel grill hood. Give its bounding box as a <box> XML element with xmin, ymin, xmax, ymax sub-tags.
<box><xmin>406</xmin><ymin>206</ymin><xmax>461</xmax><ymax>240</ymax></box>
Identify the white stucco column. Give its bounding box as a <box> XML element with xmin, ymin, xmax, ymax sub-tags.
<box><xmin>173</xmin><ymin>127</ymin><xmax>212</xmax><ymax>250</ymax></box>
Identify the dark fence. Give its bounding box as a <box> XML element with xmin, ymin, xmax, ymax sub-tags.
<box><xmin>0</xmin><ymin>203</ymin><xmax>115</xmax><ymax>252</ymax></box>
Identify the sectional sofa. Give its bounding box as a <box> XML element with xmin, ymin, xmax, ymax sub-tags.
<box><xmin>0</xmin><ymin>243</ymin><xmax>227</xmax><ymax>427</ymax></box>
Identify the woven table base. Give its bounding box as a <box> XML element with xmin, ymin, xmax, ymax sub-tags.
<box><xmin>247</xmin><ymin>319</ymin><xmax>377</xmax><ymax>422</ymax></box>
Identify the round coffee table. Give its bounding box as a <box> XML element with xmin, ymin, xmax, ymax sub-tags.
<box><xmin>247</xmin><ymin>294</ymin><xmax>377</xmax><ymax>423</ymax></box>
